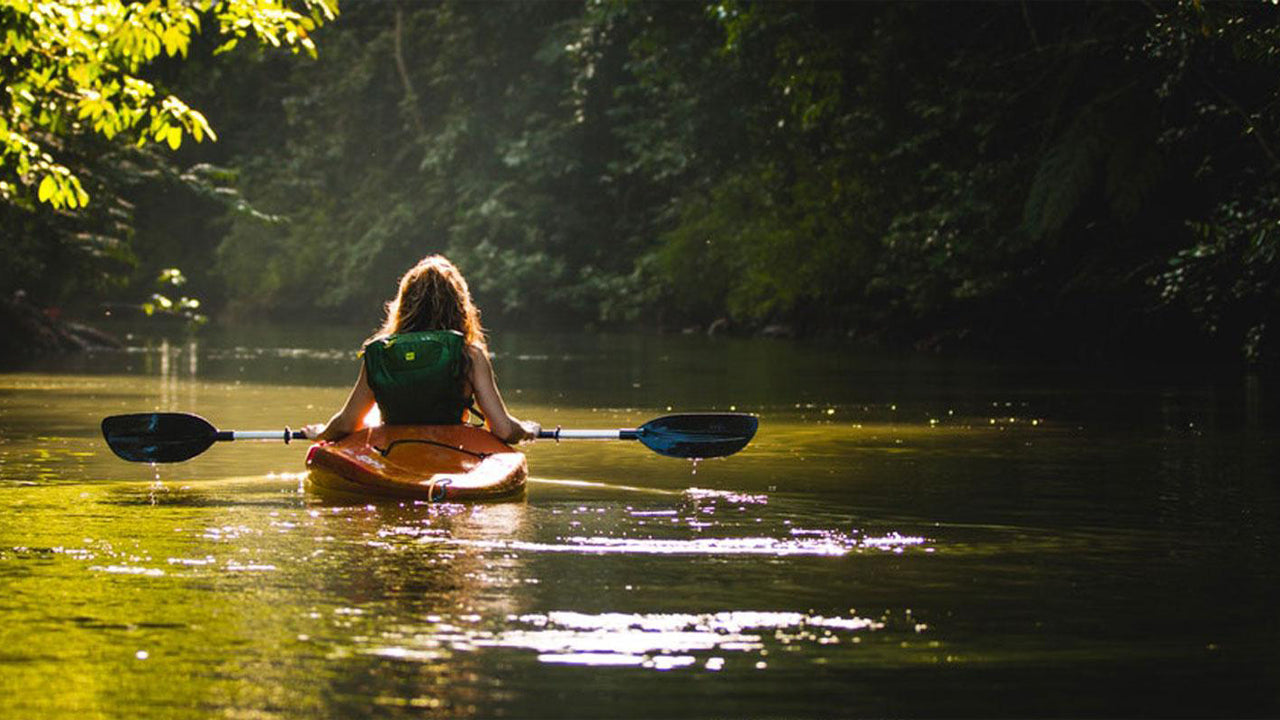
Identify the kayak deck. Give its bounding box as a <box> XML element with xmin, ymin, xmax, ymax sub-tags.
<box><xmin>305</xmin><ymin>425</ymin><xmax>527</xmax><ymax>502</ymax></box>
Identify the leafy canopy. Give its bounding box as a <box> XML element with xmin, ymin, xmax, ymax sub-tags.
<box><xmin>0</xmin><ymin>0</ymin><xmax>336</xmax><ymax>210</ymax></box>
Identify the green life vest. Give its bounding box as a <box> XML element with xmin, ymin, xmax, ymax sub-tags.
<box><xmin>363</xmin><ymin>330</ymin><xmax>470</xmax><ymax>425</ymax></box>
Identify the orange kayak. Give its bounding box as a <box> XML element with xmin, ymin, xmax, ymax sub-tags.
<box><xmin>305</xmin><ymin>425</ymin><xmax>527</xmax><ymax>502</ymax></box>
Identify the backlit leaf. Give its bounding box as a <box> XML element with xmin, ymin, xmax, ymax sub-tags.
<box><xmin>37</xmin><ymin>174</ymin><xmax>55</xmax><ymax>202</ymax></box>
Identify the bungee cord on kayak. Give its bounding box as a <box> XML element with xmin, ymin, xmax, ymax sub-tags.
<box><xmin>373</xmin><ymin>438</ymin><xmax>491</xmax><ymax>461</ymax></box>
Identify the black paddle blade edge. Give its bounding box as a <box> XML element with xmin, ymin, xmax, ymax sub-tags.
<box><xmin>101</xmin><ymin>413</ymin><xmax>218</xmax><ymax>463</ymax></box>
<box><xmin>636</xmin><ymin>413</ymin><xmax>759</xmax><ymax>459</ymax></box>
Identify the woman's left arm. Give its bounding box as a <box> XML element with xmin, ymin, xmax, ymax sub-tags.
<box><xmin>468</xmin><ymin>345</ymin><xmax>540</xmax><ymax>444</ymax></box>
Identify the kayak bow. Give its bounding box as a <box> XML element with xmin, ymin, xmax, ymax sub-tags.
<box><xmin>305</xmin><ymin>424</ymin><xmax>527</xmax><ymax>502</ymax></box>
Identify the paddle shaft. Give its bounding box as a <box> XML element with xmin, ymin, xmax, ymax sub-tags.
<box><xmin>538</xmin><ymin>428</ymin><xmax>638</xmax><ymax>441</ymax></box>
<box><xmin>219</xmin><ymin>429</ymin><xmax>308</xmax><ymax>442</ymax></box>
<box><xmin>241</xmin><ymin>429</ymin><xmax>634</xmax><ymax>441</ymax></box>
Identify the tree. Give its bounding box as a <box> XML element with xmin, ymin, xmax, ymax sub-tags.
<box><xmin>62</xmin><ymin>0</ymin><xmax>1276</xmax><ymax>364</ymax></box>
<box><xmin>0</xmin><ymin>0</ymin><xmax>335</xmax><ymax>315</ymax></box>
<box><xmin>0</xmin><ymin>0</ymin><xmax>335</xmax><ymax>210</ymax></box>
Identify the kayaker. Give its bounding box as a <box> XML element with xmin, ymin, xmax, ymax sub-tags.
<box><xmin>303</xmin><ymin>255</ymin><xmax>540</xmax><ymax>444</ymax></box>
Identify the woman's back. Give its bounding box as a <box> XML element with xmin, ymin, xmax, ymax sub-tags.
<box><xmin>362</xmin><ymin>330</ymin><xmax>470</xmax><ymax>425</ymax></box>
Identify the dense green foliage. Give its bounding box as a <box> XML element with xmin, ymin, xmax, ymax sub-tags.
<box><xmin>5</xmin><ymin>1</ymin><xmax>1280</xmax><ymax>362</ymax></box>
<box><xmin>0</xmin><ymin>0</ymin><xmax>333</xmax><ymax>303</ymax></box>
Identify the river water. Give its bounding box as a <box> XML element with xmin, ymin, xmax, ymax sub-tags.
<box><xmin>1</xmin><ymin>323</ymin><xmax>1277</xmax><ymax>717</ymax></box>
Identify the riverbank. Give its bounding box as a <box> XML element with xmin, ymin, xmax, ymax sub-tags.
<box><xmin>0</xmin><ymin>293</ymin><xmax>122</xmax><ymax>363</ymax></box>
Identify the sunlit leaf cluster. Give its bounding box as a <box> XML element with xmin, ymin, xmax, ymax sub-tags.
<box><xmin>140</xmin><ymin>266</ymin><xmax>206</xmax><ymax>325</ymax></box>
<box><xmin>0</xmin><ymin>0</ymin><xmax>335</xmax><ymax>209</ymax></box>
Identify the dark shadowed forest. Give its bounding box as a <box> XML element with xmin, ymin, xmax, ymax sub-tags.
<box><xmin>4</xmin><ymin>1</ymin><xmax>1279</xmax><ymax>363</ymax></box>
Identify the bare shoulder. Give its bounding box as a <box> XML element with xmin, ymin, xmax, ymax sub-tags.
<box><xmin>465</xmin><ymin>343</ymin><xmax>493</xmax><ymax>371</ymax></box>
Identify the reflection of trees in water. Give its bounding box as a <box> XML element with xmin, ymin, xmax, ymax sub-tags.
<box><xmin>145</xmin><ymin>339</ymin><xmax>200</xmax><ymax>413</ymax></box>
<box><xmin>304</xmin><ymin>501</ymin><xmax>533</xmax><ymax>714</ymax></box>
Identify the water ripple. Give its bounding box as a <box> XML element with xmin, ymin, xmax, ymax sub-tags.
<box><xmin>416</xmin><ymin>531</ymin><xmax>926</xmax><ymax>556</ymax></box>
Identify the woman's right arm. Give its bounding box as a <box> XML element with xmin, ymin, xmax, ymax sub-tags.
<box><xmin>303</xmin><ymin>363</ymin><xmax>376</xmax><ymax>441</ymax></box>
<box><xmin>468</xmin><ymin>345</ymin><xmax>539</xmax><ymax>444</ymax></box>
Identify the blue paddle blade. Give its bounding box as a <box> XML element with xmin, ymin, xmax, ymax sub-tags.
<box><xmin>102</xmin><ymin>413</ymin><xmax>219</xmax><ymax>463</ymax></box>
<box><xmin>634</xmin><ymin>413</ymin><xmax>758</xmax><ymax>459</ymax></box>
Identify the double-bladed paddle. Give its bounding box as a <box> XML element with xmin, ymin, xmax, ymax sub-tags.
<box><xmin>101</xmin><ymin>412</ymin><xmax>758</xmax><ymax>464</ymax></box>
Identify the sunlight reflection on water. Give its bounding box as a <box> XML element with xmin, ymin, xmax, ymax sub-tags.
<box><xmin>363</xmin><ymin>609</ymin><xmax>891</xmax><ymax>671</ymax></box>
<box><xmin>415</xmin><ymin>532</ymin><xmax>926</xmax><ymax>556</ymax></box>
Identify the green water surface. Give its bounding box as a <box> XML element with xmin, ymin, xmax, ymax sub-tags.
<box><xmin>1</xmin><ymin>325</ymin><xmax>1278</xmax><ymax>718</ymax></box>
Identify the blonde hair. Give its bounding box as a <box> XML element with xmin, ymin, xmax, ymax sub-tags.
<box><xmin>374</xmin><ymin>255</ymin><xmax>487</xmax><ymax>354</ymax></box>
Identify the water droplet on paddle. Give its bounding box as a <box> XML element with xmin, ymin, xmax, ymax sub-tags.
<box><xmin>690</xmin><ymin>458</ymin><xmax>701</xmax><ymax>475</ymax></box>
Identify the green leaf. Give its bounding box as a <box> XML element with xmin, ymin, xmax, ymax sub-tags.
<box><xmin>37</xmin><ymin>174</ymin><xmax>56</xmax><ymax>202</ymax></box>
<box><xmin>70</xmin><ymin>176</ymin><xmax>89</xmax><ymax>207</ymax></box>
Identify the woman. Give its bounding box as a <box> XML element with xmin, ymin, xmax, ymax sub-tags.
<box><xmin>303</xmin><ymin>255</ymin><xmax>539</xmax><ymax>444</ymax></box>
